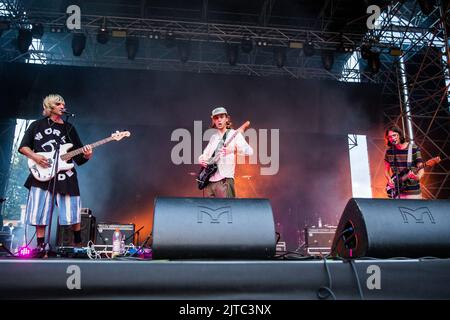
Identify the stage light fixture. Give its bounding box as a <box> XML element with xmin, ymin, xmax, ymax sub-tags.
<box><xmin>17</xmin><ymin>29</ymin><xmax>33</xmax><ymax>53</ymax></box>
<box><xmin>126</xmin><ymin>36</ymin><xmax>139</xmax><ymax>60</ymax></box>
<box><xmin>256</xmin><ymin>38</ymin><xmax>268</xmax><ymax>47</ymax></box>
<box><xmin>177</xmin><ymin>39</ymin><xmax>191</xmax><ymax>63</ymax></box>
<box><xmin>368</xmin><ymin>52</ymin><xmax>381</xmax><ymax>74</ymax></box>
<box><xmin>0</xmin><ymin>21</ymin><xmax>10</xmax><ymax>37</ymax></box>
<box><xmin>164</xmin><ymin>31</ymin><xmax>176</xmax><ymax>48</ymax></box>
<box><xmin>360</xmin><ymin>44</ymin><xmax>372</xmax><ymax>60</ymax></box>
<box><xmin>417</xmin><ymin>0</ymin><xmax>436</xmax><ymax>16</ymax></box>
<box><xmin>241</xmin><ymin>37</ymin><xmax>253</xmax><ymax>53</ymax></box>
<box><xmin>289</xmin><ymin>41</ymin><xmax>303</xmax><ymax>49</ymax></box>
<box><xmin>321</xmin><ymin>50</ymin><xmax>334</xmax><ymax>71</ymax></box>
<box><xmin>71</xmin><ymin>32</ymin><xmax>86</xmax><ymax>56</ymax></box>
<box><xmin>97</xmin><ymin>27</ymin><xmax>109</xmax><ymax>44</ymax></box>
<box><xmin>389</xmin><ymin>47</ymin><xmax>403</xmax><ymax>56</ymax></box>
<box><xmin>274</xmin><ymin>47</ymin><xmax>286</xmax><ymax>68</ymax></box>
<box><xmin>149</xmin><ymin>30</ymin><xmax>160</xmax><ymax>40</ymax></box>
<box><xmin>31</xmin><ymin>23</ymin><xmax>44</xmax><ymax>39</ymax></box>
<box><xmin>226</xmin><ymin>43</ymin><xmax>239</xmax><ymax>66</ymax></box>
<box><xmin>112</xmin><ymin>29</ymin><xmax>127</xmax><ymax>38</ymax></box>
<box><xmin>303</xmin><ymin>41</ymin><xmax>315</xmax><ymax>56</ymax></box>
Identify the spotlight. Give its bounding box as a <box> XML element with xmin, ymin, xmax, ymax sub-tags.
<box><xmin>17</xmin><ymin>29</ymin><xmax>32</xmax><ymax>53</ymax></box>
<box><xmin>126</xmin><ymin>36</ymin><xmax>139</xmax><ymax>60</ymax></box>
<box><xmin>177</xmin><ymin>39</ymin><xmax>191</xmax><ymax>63</ymax></box>
<box><xmin>368</xmin><ymin>52</ymin><xmax>380</xmax><ymax>74</ymax></box>
<box><xmin>321</xmin><ymin>50</ymin><xmax>334</xmax><ymax>71</ymax></box>
<box><xmin>71</xmin><ymin>32</ymin><xmax>86</xmax><ymax>56</ymax></box>
<box><xmin>274</xmin><ymin>47</ymin><xmax>286</xmax><ymax>68</ymax></box>
<box><xmin>360</xmin><ymin>44</ymin><xmax>372</xmax><ymax>60</ymax></box>
<box><xmin>417</xmin><ymin>0</ymin><xmax>436</xmax><ymax>16</ymax></box>
<box><xmin>50</xmin><ymin>26</ymin><xmax>63</xmax><ymax>33</ymax></box>
<box><xmin>226</xmin><ymin>43</ymin><xmax>239</xmax><ymax>66</ymax></box>
<box><xmin>256</xmin><ymin>38</ymin><xmax>268</xmax><ymax>47</ymax></box>
<box><xmin>149</xmin><ymin>30</ymin><xmax>160</xmax><ymax>40</ymax></box>
<box><xmin>241</xmin><ymin>37</ymin><xmax>253</xmax><ymax>53</ymax></box>
<box><xmin>303</xmin><ymin>41</ymin><xmax>315</xmax><ymax>56</ymax></box>
<box><xmin>97</xmin><ymin>26</ymin><xmax>109</xmax><ymax>44</ymax></box>
<box><xmin>31</xmin><ymin>23</ymin><xmax>44</xmax><ymax>39</ymax></box>
<box><xmin>164</xmin><ymin>31</ymin><xmax>176</xmax><ymax>48</ymax></box>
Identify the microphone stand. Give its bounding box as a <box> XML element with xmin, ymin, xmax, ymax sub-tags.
<box><xmin>44</xmin><ymin>140</ymin><xmax>60</xmax><ymax>258</ymax></box>
<box><xmin>391</xmin><ymin>144</ymin><xmax>401</xmax><ymax>199</ymax></box>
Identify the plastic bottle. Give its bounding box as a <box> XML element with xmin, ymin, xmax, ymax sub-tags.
<box><xmin>120</xmin><ymin>234</ymin><xmax>125</xmax><ymax>255</ymax></box>
<box><xmin>112</xmin><ymin>228</ymin><xmax>122</xmax><ymax>258</ymax></box>
<box><xmin>318</xmin><ymin>217</ymin><xmax>322</xmax><ymax>228</ymax></box>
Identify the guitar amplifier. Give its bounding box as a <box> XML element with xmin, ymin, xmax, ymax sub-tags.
<box><xmin>96</xmin><ymin>223</ymin><xmax>135</xmax><ymax>245</ymax></box>
<box><xmin>305</xmin><ymin>226</ymin><xmax>337</xmax><ymax>256</ymax></box>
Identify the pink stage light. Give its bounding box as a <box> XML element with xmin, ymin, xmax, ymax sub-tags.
<box><xmin>18</xmin><ymin>246</ymin><xmax>32</xmax><ymax>257</ymax></box>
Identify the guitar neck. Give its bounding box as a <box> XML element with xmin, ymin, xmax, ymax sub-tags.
<box><xmin>61</xmin><ymin>137</ymin><xmax>114</xmax><ymax>160</ymax></box>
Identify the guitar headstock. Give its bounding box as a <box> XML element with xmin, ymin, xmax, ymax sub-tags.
<box><xmin>426</xmin><ymin>156</ymin><xmax>441</xmax><ymax>167</ymax></box>
<box><xmin>238</xmin><ymin>121</ymin><xmax>251</xmax><ymax>133</ymax></box>
<box><xmin>111</xmin><ymin>130</ymin><xmax>131</xmax><ymax>141</ymax></box>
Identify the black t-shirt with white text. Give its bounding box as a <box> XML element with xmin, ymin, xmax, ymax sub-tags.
<box><xmin>19</xmin><ymin>117</ymin><xmax>88</xmax><ymax>196</ymax></box>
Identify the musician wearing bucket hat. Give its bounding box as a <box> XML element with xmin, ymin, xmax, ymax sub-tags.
<box><xmin>198</xmin><ymin>107</ymin><xmax>253</xmax><ymax>197</ymax></box>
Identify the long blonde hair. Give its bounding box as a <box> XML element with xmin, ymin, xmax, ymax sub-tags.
<box><xmin>42</xmin><ymin>94</ymin><xmax>65</xmax><ymax>117</ymax></box>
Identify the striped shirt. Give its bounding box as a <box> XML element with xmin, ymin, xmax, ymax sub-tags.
<box><xmin>384</xmin><ymin>143</ymin><xmax>423</xmax><ymax>195</ymax></box>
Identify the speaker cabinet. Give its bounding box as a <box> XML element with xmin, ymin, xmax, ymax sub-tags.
<box><xmin>57</xmin><ymin>209</ymin><xmax>96</xmax><ymax>246</ymax></box>
<box><xmin>152</xmin><ymin>197</ymin><xmax>276</xmax><ymax>259</ymax></box>
<box><xmin>331</xmin><ymin>198</ymin><xmax>450</xmax><ymax>258</ymax></box>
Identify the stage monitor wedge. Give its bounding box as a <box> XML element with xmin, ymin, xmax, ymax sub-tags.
<box><xmin>331</xmin><ymin>198</ymin><xmax>450</xmax><ymax>259</ymax></box>
<box><xmin>152</xmin><ymin>197</ymin><xmax>276</xmax><ymax>259</ymax></box>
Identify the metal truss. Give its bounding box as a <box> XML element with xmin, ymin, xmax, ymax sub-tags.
<box><xmin>0</xmin><ymin>2</ymin><xmax>445</xmax><ymax>82</ymax></box>
<box><xmin>375</xmin><ymin>1</ymin><xmax>450</xmax><ymax>200</ymax></box>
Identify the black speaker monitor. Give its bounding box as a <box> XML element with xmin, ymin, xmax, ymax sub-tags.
<box><xmin>331</xmin><ymin>198</ymin><xmax>450</xmax><ymax>258</ymax></box>
<box><xmin>152</xmin><ymin>197</ymin><xmax>276</xmax><ymax>259</ymax></box>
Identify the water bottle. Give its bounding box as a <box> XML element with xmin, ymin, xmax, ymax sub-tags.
<box><xmin>318</xmin><ymin>217</ymin><xmax>322</xmax><ymax>228</ymax></box>
<box><xmin>112</xmin><ymin>228</ymin><xmax>122</xmax><ymax>258</ymax></box>
<box><xmin>120</xmin><ymin>234</ymin><xmax>125</xmax><ymax>255</ymax></box>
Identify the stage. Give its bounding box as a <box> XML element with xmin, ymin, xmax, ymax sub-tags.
<box><xmin>1</xmin><ymin>257</ymin><xmax>450</xmax><ymax>299</ymax></box>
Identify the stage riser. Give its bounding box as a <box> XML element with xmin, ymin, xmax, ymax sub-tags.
<box><xmin>0</xmin><ymin>259</ymin><xmax>449</xmax><ymax>299</ymax></box>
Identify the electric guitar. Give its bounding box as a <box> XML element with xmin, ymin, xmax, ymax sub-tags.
<box><xmin>197</xmin><ymin>121</ymin><xmax>250</xmax><ymax>190</ymax></box>
<box><xmin>28</xmin><ymin>131</ymin><xmax>131</xmax><ymax>182</ymax></box>
<box><xmin>386</xmin><ymin>156</ymin><xmax>441</xmax><ymax>198</ymax></box>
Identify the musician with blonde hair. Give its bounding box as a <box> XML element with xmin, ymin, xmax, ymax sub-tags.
<box><xmin>18</xmin><ymin>94</ymin><xmax>93</xmax><ymax>252</ymax></box>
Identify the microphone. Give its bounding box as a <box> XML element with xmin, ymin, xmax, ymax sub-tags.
<box><xmin>62</xmin><ymin>110</ymin><xmax>75</xmax><ymax>117</ymax></box>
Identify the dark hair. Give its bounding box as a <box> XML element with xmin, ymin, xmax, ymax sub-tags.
<box><xmin>210</xmin><ymin>114</ymin><xmax>233</xmax><ymax>129</ymax></box>
<box><xmin>384</xmin><ymin>125</ymin><xmax>405</xmax><ymax>147</ymax></box>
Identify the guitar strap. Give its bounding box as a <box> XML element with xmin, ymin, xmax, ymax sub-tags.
<box><xmin>211</xmin><ymin>129</ymin><xmax>229</xmax><ymax>158</ymax></box>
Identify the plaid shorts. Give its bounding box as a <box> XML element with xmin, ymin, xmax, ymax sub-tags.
<box><xmin>25</xmin><ymin>186</ymin><xmax>81</xmax><ymax>226</ymax></box>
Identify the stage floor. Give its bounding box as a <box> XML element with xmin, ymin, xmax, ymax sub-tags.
<box><xmin>1</xmin><ymin>257</ymin><xmax>450</xmax><ymax>299</ymax></box>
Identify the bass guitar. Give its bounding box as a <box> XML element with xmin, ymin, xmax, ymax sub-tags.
<box><xmin>28</xmin><ymin>130</ymin><xmax>131</xmax><ymax>182</ymax></box>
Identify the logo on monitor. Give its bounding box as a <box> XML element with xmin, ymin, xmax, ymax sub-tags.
<box><xmin>197</xmin><ymin>206</ymin><xmax>232</xmax><ymax>224</ymax></box>
<box><xmin>398</xmin><ymin>206</ymin><xmax>435</xmax><ymax>224</ymax></box>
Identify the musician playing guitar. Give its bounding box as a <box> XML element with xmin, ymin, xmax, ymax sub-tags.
<box><xmin>18</xmin><ymin>94</ymin><xmax>93</xmax><ymax>250</ymax></box>
<box><xmin>198</xmin><ymin>107</ymin><xmax>253</xmax><ymax>198</ymax></box>
<box><xmin>384</xmin><ymin>126</ymin><xmax>423</xmax><ymax>199</ymax></box>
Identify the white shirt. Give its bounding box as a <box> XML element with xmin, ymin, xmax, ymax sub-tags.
<box><xmin>198</xmin><ymin>129</ymin><xmax>253</xmax><ymax>181</ymax></box>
